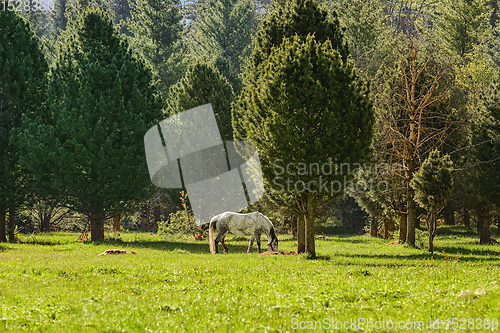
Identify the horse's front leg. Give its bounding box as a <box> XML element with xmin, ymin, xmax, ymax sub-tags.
<box><xmin>247</xmin><ymin>236</ymin><xmax>255</xmax><ymax>253</ymax></box>
<box><xmin>256</xmin><ymin>235</ymin><xmax>261</xmax><ymax>253</ymax></box>
<box><xmin>221</xmin><ymin>235</ymin><xmax>230</xmax><ymax>254</ymax></box>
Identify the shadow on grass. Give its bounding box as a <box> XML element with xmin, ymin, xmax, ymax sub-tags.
<box><xmin>335</xmin><ymin>250</ymin><xmax>500</xmax><ymax>264</ymax></box>
<box><xmin>90</xmin><ymin>238</ymin><xmax>253</xmax><ymax>254</ymax></box>
<box><xmin>437</xmin><ymin>245</ymin><xmax>500</xmax><ymax>257</ymax></box>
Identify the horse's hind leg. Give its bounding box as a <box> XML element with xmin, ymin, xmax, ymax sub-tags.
<box><xmin>247</xmin><ymin>236</ymin><xmax>255</xmax><ymax>253</ymax></box>
<box><xmin>214</xmin><ymin>233</ymin><xmax>224</xmax><ymax>254</ymax></box>
<box><xmin>256</xmin><ymin>235</ymin><xmax>262</xmax><ymax>253</ymax></box>
<box><xmin>220</xmin><ymin>235</ymin><xmax>230</xmax><ymax>254</ymax></box>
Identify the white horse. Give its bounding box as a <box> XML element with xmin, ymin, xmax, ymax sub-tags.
<box><xmin>209</xmin><ymin>212</ymin><xmax>279</xmax><ymax>254</ymax></box>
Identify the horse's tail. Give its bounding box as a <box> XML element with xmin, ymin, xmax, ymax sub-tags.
<box><xmin>209</xmin><ymin>217</ymin><xmax>218</xmax><ymax>254</ymax></box>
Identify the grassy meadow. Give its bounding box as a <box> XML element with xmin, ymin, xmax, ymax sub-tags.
<box><xmin>1</xmin><ymin>230</ymin><xmax>500</xmax><ymax>332</ymax></box>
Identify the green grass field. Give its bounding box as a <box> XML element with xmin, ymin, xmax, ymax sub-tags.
<box><xmin>1</xmin><ymin>231</ymin><xmax>499</xmax><ymax>332</ymax></box>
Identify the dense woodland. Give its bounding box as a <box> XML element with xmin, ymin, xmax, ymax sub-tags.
<box><xmin>2</xmin><ymin>0</ymin><xmax>500</xmax><ymax>257</ymax></box>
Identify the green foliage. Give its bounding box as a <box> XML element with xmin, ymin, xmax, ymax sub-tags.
<box><xmin>126</xmin><ymin>0</ymin><xmax>184</xmax><ymax>96</ymax></box>
<box><xmin>18</xmin><ymin>9</ymin><xmax>161</xmax><ymax>237</ymax></box>
<box><xmin>51</xmin><ymin>0</ymin><xmax>69</xmax><ymax>37</ymax></box>
<box><xmin>186</xmin><ymin>0</ymin><xmax>257</xmax><ymax>94</ymax></box>
<box><xmin>433</xmin><ymin>0</ymin><xmax>492</xmax><ymax>58</ymax></box>
<box><xmin>0</xmin><ymin>10</ymin><xmax>48</xmax><ymax>210</ymax></box>
<box><xmin>167</xmin><ymin>62</ymin><xmax>235</xmax><ymax>140</ymax></box>
<box><xmin>324</xmin><ymin>0</ymin><xmax>391</xmax><ymax>77</ymax></box>
<box><xmin>235</xmin><ymin>0</ymin><xmax>350</xmax><ymax>145</ymax></box>
<box><xmin>411</xmin><ymin>150</ymin><xmax>454</xmax><ymax>213</ymax></box>
<box><xmin>471</xmin><ymin>80</ymin><xmax>500</xmax><ymax>206</ymax></box>
<box><xmin>236</xmin><ymin>33</ymin><xmax>373</xmax><ymax>201</ymax></box>
<box><xmin>157</xmin><ymin>192</ymin><xmax>200</xmax><ymax>236</ymax></box>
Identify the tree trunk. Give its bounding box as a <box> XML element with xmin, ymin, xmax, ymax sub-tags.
<box><xmin>297</xmin><ymin>212</ymin><xmax>305</xmax><ymax>254</ymax></box>
<box><xmin>497</xmin><ymin>215</ymin><xmax>500</xmax><ymax>236</ymax></box>
<box><xmin>443</xmin><ymin>206</ymin><xmax>455</xmax><ymax>225</ymax></box>
<box><xmin>305</xmin><ymin>196</ymin><xmax>316</xmax><ymax>258</ymax></box>
<box><xmin>427</xmin><ymin>212</ymin><xmax>437</xmax><ymax>253</ymax></box>
<box><xmin>405</xmin><ymin>110</ymin><xmax>417</xmax><ymax>247</ymax></box>
<box><xmin>141</xmin><ymin>204</ymin><xmax>149</xmax><ymax>231</ymax></box>
<box><xmin>0</xmin><ymin>208</ymin><xmax>6</xmax><ymax>242</ymax></box>
<box><xmin>399</xmin><ymin>213</ymin><xmax>407</xmax><ymax>242</ymax></box>
<box><xmin>415</xmin><ymin>208</ymin><xmax>421</xmax><ymax>229</ymax></box>
<box><xmin>113</xmin><ymin>213</ymin><xmax>121</xmax><ymax>232</ymax></box>
<box><xmin>153</xmin><ymin>205</ymin><xmax>161</xmax><ymax>229</ymax></box>
<box><xmin>291</xmin><ymin>213</ymin><xmax>297</xmax><ymax>238</ymax></box>
<box><xmin>463</xmin><ymin>208</ymin><xmax>471</xmax><ymax>228</ymax></box>
<box><xmin>476</xmin><ymin>202</ymin><xmax>491</xmax><ymax>244</ymax></box>
<box><xmin>384</xmin><ymin>216</ymin><xmax>394</xmax><ymax>239</ymax></box>
<box><xmin>7</xmin><ymin>207</ymin><xmax>15</xmax><ymax>242</ymax></box>
<box><xmin>369</xmin><ymin>216</ymin><xmax>378</xmax><ymax>237</ymax></box>
<box><xmin>90</xmin><ymin>212</ymin><xmax>105</xmax><ymax>241</ymax></box>
<box><xmin>40</xmin><ymin>212</ymin><xmax>50</xmax><ymax>232</ymax></box>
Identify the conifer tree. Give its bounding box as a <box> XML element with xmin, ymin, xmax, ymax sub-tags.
<box><xmin>18</xmin><ymin>9</ymin><xmax>162</xmax><ymax>241</ymax></box>
<box><xmin>0</xmin><ymin>10</ymin><xmax>48</xmax><ymax>241</ymax></box>
<box><xmin>234</xmin><ymin>0</ymin><xmax>366</xmax><ymax>256</ymax></box>
<box><xmin>167</xmin><ymin>63</ymin><xmax>235</xmax><ymax>141</ymax></box>
<box><xmin>186</xmin><ymin>0</ymin><xmax>257</xmax><ymax>95</ymax></box>
<box><xmin>51</xmin><ymin>0</ymin><xmax>69</xmax><ymax>37</ymax></box>
<box><xmin>235</xmin><ymin>32</ymin><xmax>374</xmax><ymax>257</ymax></box>
<box><xmin>433</xmin><ymin>0</ymin><xmax>492</xmax><ymax>58</ymax></box>
<box><xmin>126</xmin><ymin>0</ymin><xmax>183</xmax><ymax>97</ymax></box>
<box><xmin>411</xmin><ymin>150</ymin><xmax>454</xmax><ymax>253</ymax></box>
<box><xmin>469</xmin><ymin>80</ymin><xmax>500</xmax><ymax>244</ymax></box>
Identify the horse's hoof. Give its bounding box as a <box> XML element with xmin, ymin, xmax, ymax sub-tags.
<box><xmin>224</xmin><ymin>250</ymin><xmax>229</xmax><ymax>254</ymax></box>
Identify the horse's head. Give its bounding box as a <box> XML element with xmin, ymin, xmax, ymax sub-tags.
<box><xmin>268</xmin><ymin>228</ymin><xmax>279</xmax><ymax>252</ymax></box>
<box><xmin>268</xmin><ymin>237</ymin><xmax>279</xmax><ymax>252</ymax></box>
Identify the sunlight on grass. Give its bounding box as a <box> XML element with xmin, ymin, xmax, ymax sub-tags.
<box><xmin>0</xmin><ymin>231</ymin><xmax>499</xmax><ymax>332</ymax></box>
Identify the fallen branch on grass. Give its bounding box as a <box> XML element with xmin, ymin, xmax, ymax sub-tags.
<box><xmin>258</xmin><ymin>250</ymin><xmax>297</xmax><ymax>256</ymax></box>
<box><xmin>98</xmin><ymin>249</ymin><xmax>136</xmax><ymax>255</ymax></box>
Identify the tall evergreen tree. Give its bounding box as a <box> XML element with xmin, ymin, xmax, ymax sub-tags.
<box><xmin>469</xmin><ymin>80</ymin><xmax>500</xmax><ymax>244</ymax></box>
<box><xmin>18</xmin><ymin>9</ymin><xmax>162</xmax><ymax>241</ymax></box>
<box><xmin>186</xmin><ymin>0</ymin><xmax>257</xmax><ymax>95</ymax></box>
<box><xmin>324</xmin><ymin>0</ymin><xmax>391</xmax><ymax>78</ymax></box>
<box><xmin>235</xmin><ymin>31</ymin><xmax>374</xmax><ymax>257</ymax></box>
<box><xmin>234</xmin><ymin>0</ymin><xmax>357</xmax><ymax>255</ymax></box>
<box><xmin>125</xmin><ymin>0</ymin><xmax>183</xmax><ymax>97</ymax></box>
<box><xmin>411</xmin><ymin>150</ymin><xmax>454</xmax><ymax>253</ymax></box>
<box><xmin>167</xmin><ymin>63</ymin><xmax>235</xmax><ymax>141</ymax></box>
<box><xmin>433</xmin><ymin>0</ymin><xmax>492</xmax><ymax>58</ymax></box>
<box><xmin>51</xmin><ymin>0</ymin><xmax>69</xmax><ymax>37</ymax></box>
<box><xmin>0</xmin><ymin>10</ymin><xmax>48</xmax><ymax>241</ymax></box>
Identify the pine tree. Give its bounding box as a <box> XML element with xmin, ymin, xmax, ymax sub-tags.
<box><xmin>111</xmin><ymin>0</ymin><xmax>134</xmax><ymax>36</ymax></box>
<box><xmin>51</xmin><ymin>0</ymin><xmax>69</xmax><ymax>37</ymax></box>
<box><xmin>186</xmin><ymin>0</ymin><xmax>257</xmax><ymax>95</ymax></box>
<box><xmin>233</xmin><ymin>0</ymin><xmax>361</xmax><ymax>256</ymax></box>
<box><xmin>468</xmin><ymin>80</ymin><xmax>500</xmax><ymax>244</ymax></box>
<box><xmin>167</xmin><ymin>63</ymin><xmax>235</xmax><ymax>141</ymax></box>
<box><xmin>126</xmin><ymin>0</ymin><xmax>183</xmax><ymax>97</ymax></box>
<box><xmin>322</xmin><ymin>0</ymin><xmax>390</xmax><ymax>78</ymax></box>
<box><xmin>18</xmin><ymin>9</ymin><xmax>162</xmax><ymax>241</ymax></box>
<box><xmin>433</xmin><ymin>0</ymin><xmax>492</xmax><ymax>58</ymax></box>
<box><xmin>0</xmin><ymin>10</ymin><xmax>48</xmax><ymax>241</ymax></box>
<box><xmin>411</xmin><ymin>150</ymin><xmax>454</xmax><ymax>253</ymax></box>
<box><xmin>235</xmin><ymin>32</ymin><xmax>374</xmax><ymax>257</ymax></box>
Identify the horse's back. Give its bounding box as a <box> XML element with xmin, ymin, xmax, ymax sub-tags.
<box><xmin>214</xmin><ymin>212</ymin><xmax>265</xmax><ymax>236</ymax></box>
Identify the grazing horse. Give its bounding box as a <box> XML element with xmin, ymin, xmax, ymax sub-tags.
<box><xmin>209</xmin><ymin>212</ymin><xmax>279</xmax><ymax>254</ymax></box>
